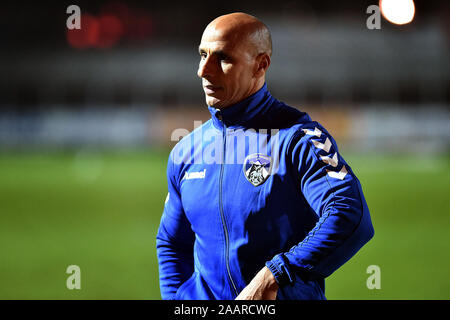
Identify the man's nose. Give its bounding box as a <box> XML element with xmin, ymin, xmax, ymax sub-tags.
<box><xmin>197</xmin><ymin>56</ymin><xmax>213</xmax><ymax>79</ymax></box>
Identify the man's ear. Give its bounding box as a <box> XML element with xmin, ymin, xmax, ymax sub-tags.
<box><xmin>254</xmin><ymin>53</ymin><xmax>271</xmax><ymax>78</ymax></box>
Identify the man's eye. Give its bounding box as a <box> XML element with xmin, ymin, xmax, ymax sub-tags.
<box><xmin>200</xmin><ymin>53</ymin><xmax>207</xmax><ymax>59</ymax></box>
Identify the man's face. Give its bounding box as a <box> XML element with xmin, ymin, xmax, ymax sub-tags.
<box><xmin>197</xmin><ymin>26</ymin><xmax>258</xmax><ymax>108</ymax></box>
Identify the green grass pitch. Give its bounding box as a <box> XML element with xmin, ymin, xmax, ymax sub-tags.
<box><xmin>0</xmin><ymin>149</ymin><xmax>448</xmax><ymax>299</ymax></box>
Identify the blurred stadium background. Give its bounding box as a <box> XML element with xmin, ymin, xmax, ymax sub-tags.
<box><xmin>0</xmin><ymin>0</ymin><xmax>449</xmax><ymax>299</ymax></box>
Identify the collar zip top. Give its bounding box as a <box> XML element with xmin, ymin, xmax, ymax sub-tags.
<box><xmin>207</xmin><ymin>83</ymin><xmax>274</xmax><ymax>129</ymax></box>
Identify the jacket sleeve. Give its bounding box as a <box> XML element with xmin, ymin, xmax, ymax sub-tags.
<box><xmin>266</xmin><ymin>124</ymin><xmax>374</xmax><ymax>285</ymax></box>
<box><xmin>156</xmin><ymin>152</ymin><xmax>195</xmax><ymax>299</ymax></box>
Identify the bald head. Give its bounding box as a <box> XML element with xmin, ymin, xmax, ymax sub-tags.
<box><xmin>205</xmin><ymin>12</ymin><xmax>272</xmax><ymax>57</ymax></box>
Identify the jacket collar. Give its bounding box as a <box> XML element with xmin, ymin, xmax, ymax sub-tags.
<box><xmin>208</xmin><ymin>83</ymin><xmax>274</xmax><ymax>129</ymax></box>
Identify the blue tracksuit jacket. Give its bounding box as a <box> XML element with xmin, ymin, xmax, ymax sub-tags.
<box><xmin>156</xmin><ymin>83</ymin><xmax>374</xmax><ymax>300</ymax></box>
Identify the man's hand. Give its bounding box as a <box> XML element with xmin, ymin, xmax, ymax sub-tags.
<box><xmin>235</xmin><ymin>266</ymin><xmax>279</xmax><ymax>300</ymax></box>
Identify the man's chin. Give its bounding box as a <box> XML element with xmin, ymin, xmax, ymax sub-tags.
<box><xmin>206</xmin><ymin>96</ymin><xmax>224</xmax><ymax>109</ymax></box>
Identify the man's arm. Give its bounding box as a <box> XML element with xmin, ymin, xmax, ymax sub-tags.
<box><xmin>267</xmin><ymin>124</ymin><xmax>374</xmax><ymax>286</ymax></box>
<box><xmin>156</xmin><ymin>153</ymin><xmax>195</xmax><ymax>300</ymax></box>
<box><xmin>238</xmin><ymin>124</ymin><xmax>374</xmax><ymax>299</ymax></box>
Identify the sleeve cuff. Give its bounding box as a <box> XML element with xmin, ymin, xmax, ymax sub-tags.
<box><xmin>265</xmin><ymin>253</ymin><xmax>294</xmax><ymax>286</ymax></box>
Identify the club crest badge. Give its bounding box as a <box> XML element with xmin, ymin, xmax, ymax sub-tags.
<box><xmin>243</xmin><ymin>153</ymin><xmax>272</xmax><ymax>187</ymax></box>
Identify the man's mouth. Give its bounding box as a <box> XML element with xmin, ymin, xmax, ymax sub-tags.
<box><xmin>203</xmin><ymin>85</ymin><xmax>222</xmax><ymax>95</ymax></box>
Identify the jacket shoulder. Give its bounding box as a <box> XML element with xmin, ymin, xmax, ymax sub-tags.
<box><xmin>168</xmin><ymin>119</ymin><xmax>213</xmax><ymax>172</ymax></box>
<box><xmin>271</xmin><ymin>103</ymin><xmax>338</xmax><ymax>151</ymax></box>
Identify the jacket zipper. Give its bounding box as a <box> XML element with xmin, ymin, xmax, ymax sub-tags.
<box><xmin>218</xmin><ymin>114</ymin><xmax>239</xmax><ymax>297</ymax></box>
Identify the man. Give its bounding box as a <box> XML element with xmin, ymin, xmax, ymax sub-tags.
<box><xmin>156</xmin><ymin>12</ymin><xmax>374</xmax><ymax>300</ymax></box>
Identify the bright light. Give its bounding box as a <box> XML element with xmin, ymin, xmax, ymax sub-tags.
<box><xmin>380</xmin><ymin>0</ymin><xmax>415</xmax><ymax>25</ymax></box>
